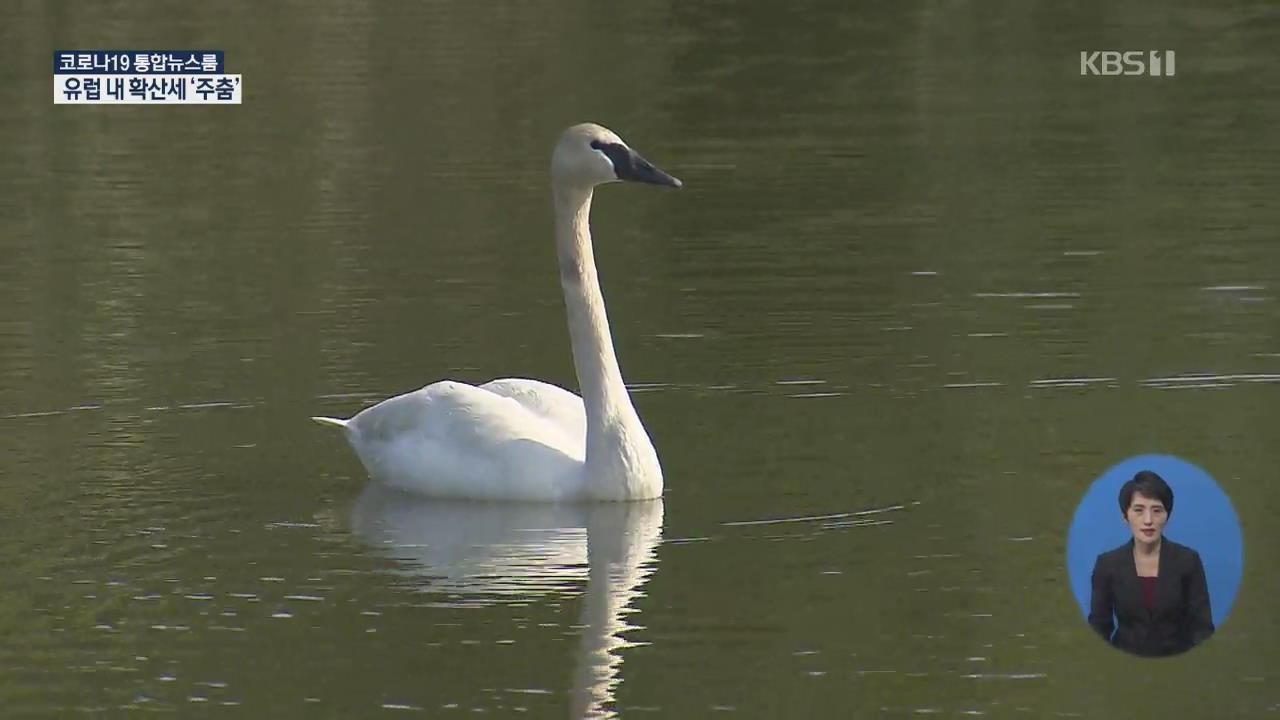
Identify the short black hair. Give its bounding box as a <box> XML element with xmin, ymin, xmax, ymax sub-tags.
<box><xmin>1118</xmin><ymin>470</ymin><xmax>1174</xmax><ymax>516</ymax></box>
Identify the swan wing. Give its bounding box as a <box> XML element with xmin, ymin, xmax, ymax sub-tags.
<box><xmin>345</xmin><ymin>380</ymin><xmax>584</xmax><ymax>500</ymax></box>
<box><xmin>480</xmin><ymin>378</ymin><xmax>587</xmax><ymax>442</ymax></box>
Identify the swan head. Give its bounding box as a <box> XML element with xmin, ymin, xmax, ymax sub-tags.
<box><xmin>552</xmin><ymin>123</ymin><xmax>682</xmax><ymax>190</ymax></box>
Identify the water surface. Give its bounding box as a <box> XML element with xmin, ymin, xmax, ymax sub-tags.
<box><xmin>2</xmin><ymin>1</ymin><xmax>1278</xmax><ymax>717</ymax></box>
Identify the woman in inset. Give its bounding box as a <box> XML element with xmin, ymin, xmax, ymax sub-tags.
<box><xmin>1089</xmin><ymin>470</ymin><xmax>1214</xmax><ymax>656</ymax></box>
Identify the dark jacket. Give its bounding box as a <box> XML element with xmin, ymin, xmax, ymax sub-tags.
<box><xmin>1089</xmin><ymin>538</ymin><xmax>1214</xmax><ymax>656</ymax></box>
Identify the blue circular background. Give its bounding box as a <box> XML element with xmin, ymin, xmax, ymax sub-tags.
<box><xmin>1066</xmin><ymin>454</ymin><xmax>1243</xmax><ymax>627</ymax></box>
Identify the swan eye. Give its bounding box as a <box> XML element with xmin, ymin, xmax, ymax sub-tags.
<box><xmin>589</xmin><ymin>140</ymin><xmax>605</xmax><ymax>152</ymax></box>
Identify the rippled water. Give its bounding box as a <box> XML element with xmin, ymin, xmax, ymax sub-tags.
<box><xmin>2</xmin><ymin>1</ymin><xmax>1279</xmax><ymax>717</ymax></box>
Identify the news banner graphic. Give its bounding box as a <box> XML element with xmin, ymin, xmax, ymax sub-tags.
<box><xmin>54</xmin><ymin>50</ymin><xmax>242</xmax><ymax>104</ymax></box>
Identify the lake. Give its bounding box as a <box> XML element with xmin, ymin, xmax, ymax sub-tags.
<box><xmin>2</xmin><ymin>1</ymin><xmax>1277</xmax><ymax>717</ymax></box>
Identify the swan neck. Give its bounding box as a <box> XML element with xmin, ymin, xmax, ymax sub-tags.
<box><xmin>552</xmin><ymin>181</ymin><xmax>661</xmax><ymax>500</ymax></box>
<box><xmin>553</xmin><ymin>185</ymin><xmax>632</xmax><ymax>423</ymax></box>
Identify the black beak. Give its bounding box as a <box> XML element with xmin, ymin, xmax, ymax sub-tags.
<box><xmin>593</xmin><ymin>141</ymin><xmax>682</xmax><ymax>188</ymax></box>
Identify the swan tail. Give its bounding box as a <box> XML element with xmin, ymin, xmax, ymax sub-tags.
<box><xmin>310</xmin><ymin>416</ymin><xmax>350</xmax><ymax>430</ymax></box>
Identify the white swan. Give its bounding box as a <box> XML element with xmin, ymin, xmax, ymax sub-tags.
<box><xmin>313</xmin><ymin>123</ymin><xmax>681</xmax><ymax>501</ymax></box>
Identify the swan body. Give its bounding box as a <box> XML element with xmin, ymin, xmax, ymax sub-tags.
<box><xmin>314</xmin><ymin>123</ymin><xmax>680</xmax><ymax>502</ymax></box>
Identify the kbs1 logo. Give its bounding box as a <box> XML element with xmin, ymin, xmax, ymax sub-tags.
<box><xmin>1079</xmin><ymin>50</ymin><xmax>1175</xmax><ymax>77</ymax></box>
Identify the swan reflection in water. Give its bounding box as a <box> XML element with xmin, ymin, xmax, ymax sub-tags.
<box><xmin>350</xmin><ymin>484</ymin><xmax>664</xmax><ymax>718</ymax></box>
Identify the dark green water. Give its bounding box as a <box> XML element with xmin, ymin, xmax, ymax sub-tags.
<box><xmin>2</xmin><ymin>2</ymin><xmax>1278</xmax><ymax>717</ymax></box>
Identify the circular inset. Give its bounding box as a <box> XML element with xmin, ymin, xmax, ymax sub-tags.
<box><xmin>1066</xmin><ymin>454</ymin><xmax>1243</xmax><ymax>655</ymax></box>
